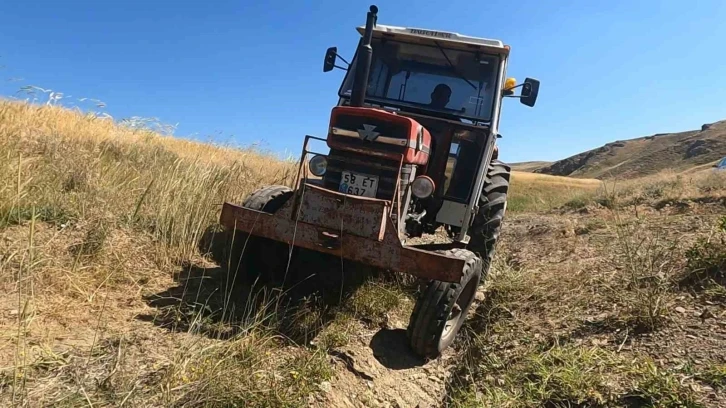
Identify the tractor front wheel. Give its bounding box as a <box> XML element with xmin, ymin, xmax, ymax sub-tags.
<box><xmin>467</xmin><ymin>159</ymin><xmax>510</xmax><ymax>273</ymax></box>
<box><xmin>221</xmin><ymin>185</ymin><xmax>294</xmax><ymax>284</ymax></box>
<box><xmin>406</xmin><ymin>248</ymin><xmax>482</xmax><ymax>359</ymax></box>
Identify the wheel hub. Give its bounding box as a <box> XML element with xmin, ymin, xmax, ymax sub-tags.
<box><xmin>442</xmin><ymin>304</ymin><xmax>462</xmax><ymax>338</ymax></box>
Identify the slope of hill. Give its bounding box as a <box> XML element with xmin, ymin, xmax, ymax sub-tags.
<box><xmin>509</xmin><ymin>161</ymin><xmax>552</xmax><ymax>172</ymax></box>
<box><xmin>1</xmin><ymin>100</ymin><xmax>725</xmax><ymax>407</ymax></box>
<box><xmin>535</xmin><ymin>120</ymin><xmax>726</xmax><ymax>179</ymax></box>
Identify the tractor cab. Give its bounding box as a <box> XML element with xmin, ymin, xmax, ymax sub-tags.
<box><xmin>321</xmin><ymin>9</ymin><xmax>539</xmax><ymax>241</ymax></box>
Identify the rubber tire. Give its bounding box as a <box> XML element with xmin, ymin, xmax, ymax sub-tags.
<box><xmin>222</xmin><ymin>185</ymin><xmax>293</xmax><ymax>283</ymax></box>
<box><xmin>407</xmin><ymin>249</ymin><xmax>482</xmax><ymax>359</ymax></box>
<box><xmin>467</xmin><ymin>160</ymin><xmax>510</xmax><ymax>272</ymax></box>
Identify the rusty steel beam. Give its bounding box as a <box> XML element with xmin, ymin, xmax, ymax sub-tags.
<box><xmin>219</xmin><ymin>185</ymin><xmax>465</xmax><ymax>282</ymax></box>
<box><xmin>296</xmin><ymin>184</ymin><xmax>388</xmax><ymax>241</ymax></box>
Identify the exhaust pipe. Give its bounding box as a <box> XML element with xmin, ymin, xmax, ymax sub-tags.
<box><xmin>350</xmin><ymin>5</ymin><xmax>378</xmax><ymax>107</ymax></box>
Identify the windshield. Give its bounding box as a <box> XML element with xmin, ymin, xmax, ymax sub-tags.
<box><xmin>340</xmin><ymin>38</ymin><xmax>500</xmax><ymax>122</ymax></box>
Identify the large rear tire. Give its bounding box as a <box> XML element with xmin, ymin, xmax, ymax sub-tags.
<box><xmin>406</xmin><ymin>249</ymin><xmax>482</xmax><ymax>359</ymax></box>
<box><xmin>467</xmin><ymin>160</ymin><xmax>510</xmax><ymax>272</ymax></box>
<box><xmin>222</xmin><ymin>185</ymin><xmax>294</xmax><ymax>283</ymax></box>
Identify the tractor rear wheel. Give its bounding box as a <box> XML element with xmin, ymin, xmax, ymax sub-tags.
<box><xmin>467</xmin><ymin>159</ymin><xmax>510</xmax><ymax>273</ymax></box>
<box><xmin>222</xmin><ymin>185</ymin><xmax>294</xmax><ymax>284</ymax></box>
<box><xmin>406</xmin><ymin>248</ymin><xmax>482</xmax><ymax>359</ymax></box>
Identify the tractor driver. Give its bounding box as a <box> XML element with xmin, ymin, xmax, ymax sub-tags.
<box><xmin>429</xmin><ymin>83</ymin><xmax>452</xmax><ymax>109</ymax></box>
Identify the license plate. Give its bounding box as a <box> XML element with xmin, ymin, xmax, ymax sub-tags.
<box><xmin>339</xmin><ymin>171</ymin><xmax>378</xmax><ymax>198</ymax></box>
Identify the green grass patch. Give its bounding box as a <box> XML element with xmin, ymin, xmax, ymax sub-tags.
<box><xmin>343</xmin><ymin>280</ymin><xmax>406</xmax><ymax>326</ymax></box>
<box><xmin>681</xmin><ymin>216</ymin><xmax>726</xmax><ymax>291</ymax></box>
<box><xmin>449</xmin><ymin>344</ymin><xmax>701</xmax><ymax>408</ymax></box>
<box><xmin>0</xmin><ymin>205</ymin><xmax>75</xmax><ymax>229</ymax></box>
<box><xmin>698</xmin><ymin>364</ymin><xmax>726</xmax><ymax>390</ymax></box>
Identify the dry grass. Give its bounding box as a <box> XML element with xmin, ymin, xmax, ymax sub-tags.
<box><xmin>507</xmin><ymin>171</ymin><xmax>603</xmax><ymax>212</ymax></box>
<box><xmin>445</xmin><ymin>169</ymin><xmax>726</xmax><ymax>407</ymax></box>
<box><xmin>2</xmin><ymin>98</ymin><xmax>725</xmax><ymax>407</ymax></box>
<box><xmin>446</xmin><ymin>234</ymin><xmax>712</xmax><ymax>407</ymax></box>
<box><xmin>509</xmin><ymin>168</ymin><xmax>726</xmax><ymax>214</ymax></box>
<box><xmin>681</xmin><ymin>216</ymin><xmax>726</xmax><ymax>297</ymax></box>
<box><xmin>0</xmin><ymin>100</ymin><xmax>297</xmax><ymax>263</ymax></box>
<box><xmin>0</xmin><ymin>100</ymin><xmax>333</xmax><ymax>406</ymax></box>
<box><xmin>449</xmin><ymin>342</ymin><xmax>700</xmax><ymax>408</ymax></box>
<box><xmin>605</xmin><ymin>169</ymin><xmax>726</xmax><ymax>206</ymax></box>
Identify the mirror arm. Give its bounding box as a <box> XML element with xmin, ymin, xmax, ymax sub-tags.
<box><xmin>502</xmin><ymin>83</ymin><xmax>524</xmax><ymax>93</ymax></box>
<box><xmin>336</xmin><ymin>54</ymin><xmax>350</xmax><ymax>66</ymax></box>
<box><xmin>333</xmin><ymin>64</ymin><xmax>348</xmax><ymax>71</ymax></box>
<box><xmin>501</xmin><ymin>82</ymin><xmax>523</xmax><ymax>97</ymax></box>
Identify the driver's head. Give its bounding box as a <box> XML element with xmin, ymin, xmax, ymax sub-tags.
<box><xmin>430</xmin><ymin>83</ymin><xmax>452</xmax><ymax>109</ymax></box>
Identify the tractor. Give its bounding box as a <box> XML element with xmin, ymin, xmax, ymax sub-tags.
<box><xmin>218</xmin><ymin>5</ymin><xmax>539</xmax><ymax>358</ymax></box>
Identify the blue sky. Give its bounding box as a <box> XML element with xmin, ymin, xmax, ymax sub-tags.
<box><xmin>1</xmin><ymin>0</ymin><xmax>725</xmax><ymax>163</ymax></box>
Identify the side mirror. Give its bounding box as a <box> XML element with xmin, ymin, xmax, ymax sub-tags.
<box><xmin>520</xmin><ymin>78</ymin><xmax>540</xmax><ymax>107</ymax></box>
<box><xmin>323</xmin><ymin>47</ymin><xmax>338</xmax><ymax>72</ymax></box>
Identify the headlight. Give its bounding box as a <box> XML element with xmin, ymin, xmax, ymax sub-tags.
<box><xmin>308</xmin><ymin>155</ymin><xmax>327</xmax><ymax>176</ymax></box>
<box><xmin>411</xmin><ymin>176</ymin><xmax>435</xmax><ymax>198</ymax></box>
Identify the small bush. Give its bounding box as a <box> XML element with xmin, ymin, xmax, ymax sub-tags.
<box><xmin>344</xmin><ymin>280</ymin><xmax>403</xmax><ymax>326</ymax></box>
<box><xmin>698</xmin><ymin>364</ymin><xmax>726</xmax><ymax>390</ymax></box>
<box><xmin>682</xmin><ymin>216</ymin><xmax>726</xmax><ymax>289</ymax></box>
<box><xmin>585</xmin><ymin>218</ymin><xmax>606</xmax><ymax>231</ymax></box>
<box><xmin>610</xmin><ymin>217</ymin><xmax>678</xmax><ymax>333</ymax></box>
<box><xmin>316</xmin><ymin>313</ymin><xmax>354</xmax><ymax>350</ymax></box>
<box><xmin>642</xmin><ymin>176</ymin><xmax>684</xmax><ymax>199</ymax></box>
<box><xmin>62</xmin><ymin>168</ymin><xmax>89</xmax><ymax>192</ymax></box>
<box><xmin>595</xmin><ymin>195</ymin><xmax>617</xmax><ymax>209</ymax></box>
<box><xmin>563</xmin><ymin>196</ymin><xmax>588</xmax><ymax>210</ymax></box>
<box><xmin>0</xmin><ymin>205</ymin><xmax>75</xmax><ymax>229</ymax></box>
<box><xmin>278</xmin><ymin>295</ymin><xmax>327</xmax><ymax>346</ymax></box>
<box><xmin>73</xmin><ymin>221</ymin><xmax>111</xmax><ymax>257</ymax></box>
<box><xmin>697</xmin><ymin>172</ymin><xmax>726</xmax><ymax>194</ymax></box>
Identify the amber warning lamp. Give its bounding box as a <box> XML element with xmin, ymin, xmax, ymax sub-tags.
<box><xmin>503</xmin><ymin>77</ymin><xmax>517</xmax><ymax>96</ymax></box>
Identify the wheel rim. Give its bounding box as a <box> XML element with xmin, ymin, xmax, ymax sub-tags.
<box><xmin>440</xmin><ymin>275</ymin><xmax>479</xmax><ymax>343</ymax></box>
<box><xmin>442</xmin><ymin>304</ymin><xmax>462</xmax><ymax>338</ymax></box>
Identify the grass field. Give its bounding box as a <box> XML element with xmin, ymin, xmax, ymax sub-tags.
<box><xmin>1</xmin><ymin>100</ymin><xmax>725</xmax><ymax>407</ymax></box>
<box><xmin>507</xmin><ymin>171</ymin><xmax>603</xmax><ymax>212</ymax></box>
<box><xmin>0</xmin><ymin>100</ymin><xmax>319</xmax><ymax>406</ymax></box>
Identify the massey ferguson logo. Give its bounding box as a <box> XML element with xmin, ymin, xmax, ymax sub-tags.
<box><xmin>357</xmin><ymin>124</ymin><xmax>380</xmax><ymax>141</ymax></box>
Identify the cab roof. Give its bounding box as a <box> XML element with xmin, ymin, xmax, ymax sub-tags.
<box><xmin>356</xmin><ymin>24</ymin><xmax>509</xmax><ymax>55</ymax></box>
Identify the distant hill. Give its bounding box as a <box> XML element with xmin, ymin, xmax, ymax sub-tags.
<box><xmin>509</xmin><ymin>161</ymin><xmax>552</xmax><ymax>172</ymax></box>
<box><xmin>533</xmin><ymin>120</ymin><xmax>726</xmax><ymax>179</ymax></box>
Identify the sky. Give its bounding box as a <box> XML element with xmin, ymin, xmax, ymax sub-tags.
<box><xmin>1</xmin><ymin>0</ymin><xmax>725</xmax><ymax>163</ymax></box>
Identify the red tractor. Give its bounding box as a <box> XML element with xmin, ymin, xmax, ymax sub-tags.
<box><xmin>219</xmin><ymin>5</ymin><xmax>539</xmax><ymax>358</ymax></box>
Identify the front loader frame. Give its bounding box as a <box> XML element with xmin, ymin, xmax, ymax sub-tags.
<box><xmin>219</xmin><ymin>135</ymin><xmax>466</xmax><ymax>282</ymax></box>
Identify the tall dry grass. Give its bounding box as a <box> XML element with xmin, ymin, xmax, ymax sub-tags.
<box><xmin>508</xmin><ymin>168</ymin><xmax>726</xmax><ymax>213</ymax></box>
<box><xmin>0</xmin><ymin>100</ymin><xmax>336</xmax><ymax>406</ymax></box>
<box><xmin>507</xmin><ymin>171</ymin><xmax>603</xmax><ymax>212</ymax></box>
<box><xmin>0</xmin><ymin>100</ymin><xmax>296</xmax><ymax>264</ymax></box>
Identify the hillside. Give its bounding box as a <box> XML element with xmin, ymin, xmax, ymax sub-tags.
<box><xmin>535</xmin><ymin>120</ymin><xmax>726</xmax><ymax>179</ymax></box>
<box><xmin>509</xmin><ymin>161</ymin><xmax>552</xmax><ymax>172</ymax></box>
<box><xmin>1</xmin><ymin>100</ymin><xmax>725</xmax><ymax>407</ymax></box>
